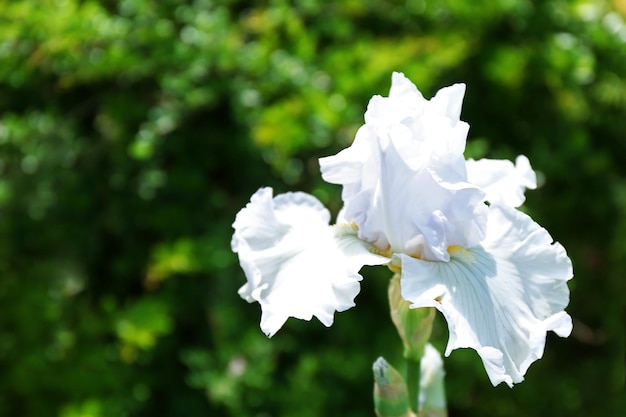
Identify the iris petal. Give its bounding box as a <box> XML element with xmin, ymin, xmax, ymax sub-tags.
<box><xmin>466</xmin><ymin>155</ymin><xmax>537</xmax><ymax>207</ymax></box>
<box><xmin>232</xmin><ymin>187</ymin><xmax>388</xmax><ymax>336</ymax></box>
<box><xmin>400</xmin><ymin>204</ymin><xmax>572</xmax><ymax>386</ymax></box>
<box><xmin>343</xmin><ymin>137</ymin><xmax>487</xmax><ymax>261</ymax></box>
<box><xmin>321</xmin><ymin>73</ymin><xmax>486</xmax><ymax>262</ymax></box>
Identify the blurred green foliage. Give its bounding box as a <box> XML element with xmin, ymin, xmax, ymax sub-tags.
<box><xmin>0</xmin><ymin>0</ymin><xmax>624</xmax><ymax>416</ymax></box>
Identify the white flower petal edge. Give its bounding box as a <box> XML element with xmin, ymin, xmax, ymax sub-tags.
<box><xmin>400</xmin><ymin>204</ymin><xmax>572</xmax><ymax>387</ymax></box>
<box><xmin>466</xmin><ymin>155</ymin><xmax>537</xmax><ymax>207</ymax></box>
<box><xmin>232</xmin><ymin>187</ymin><xmax>388</xmax><ymax>337</ymax></box>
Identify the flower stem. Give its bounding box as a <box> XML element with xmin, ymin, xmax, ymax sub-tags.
<box><xmin>406</xmin><ymin>357</ymin><xmax>420</xmax><ymax>413</ymax></box>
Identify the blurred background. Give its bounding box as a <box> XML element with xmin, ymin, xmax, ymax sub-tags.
<box><xmin>0</xmin><ymin>0</ymin><xmax>624</xmax><ymax>416</ymax></box>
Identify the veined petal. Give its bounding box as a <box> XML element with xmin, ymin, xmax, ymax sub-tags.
<box><xmin>466</xmin><ymin>155</ymin><xmax>537</xmax><ymax>207</ymax></box>
<box><xmin>400</xmin><ymin>204</ymin><xmax>572</xmax><ymax>387</ymax></box>
<box><xmin>232</xmin><ymin>188</ymin><xmax>387</xmax><ymax>337</ymax></box>
<box><xmin>333</xmin><ymin>221</ymin><xmax>390</xmax><ymax>268</ymax></box>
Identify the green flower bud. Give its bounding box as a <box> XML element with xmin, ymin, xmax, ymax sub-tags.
<box><xmin>388</xmin><ymin>274</ymin><xmax>436</xmax><ymax>362</ymax></box>
<box><xmin>372</xmin><ymin>357</ymin><xmax>415</xmax><ymax>417</ymax></box>
<box><xmin>419</xmin><ymin>344</ymin><xmax>447</xmax><ymax>417</ymax></box>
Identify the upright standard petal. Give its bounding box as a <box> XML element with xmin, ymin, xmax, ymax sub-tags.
<box><xmin>319</xmin><ymin>126</ymin><xmax>377</xmax><ymax>203</ymax></box>
<box><xmin>466</xmin><ymin>155</ymin><xmax>537</xmax><ymax>207</ymax></box>
<box><xmin>320</xmin><ymin>72</ymin><xmax>471</xmax><ymax>207</ymax></box>
<box><xmin>232</xmin><ymin>187</ymin><xmax>387</xmax><ymax>337</ymax></box>
<box><xmin>399</xmin><ymin>204</ymin><xmax>572</xmax><ymax>387</ymax></box>
<box><xmin>341</xmin><ymin>136</ymin><xmax>487</xmax><ymax>262</ymax></box>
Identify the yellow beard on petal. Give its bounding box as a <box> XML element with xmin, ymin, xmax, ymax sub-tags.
<box><xmin>333</xmin><ymin>221</ymin><xmax>359</xmax><ymax>234</ymax></box>
<box><xmin>447</xmin><ymin>245</ymin><xmax>476</xmax><ymax>263</ymax></box>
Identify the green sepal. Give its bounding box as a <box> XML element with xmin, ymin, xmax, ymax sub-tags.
<box><xmin>388</xmin><ymin>274</ymin><xmax>436</xmax><ymax>362</ymax></box>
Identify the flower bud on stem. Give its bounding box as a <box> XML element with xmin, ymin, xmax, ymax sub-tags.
<box><xmin>419</xmin><ymin>344</ymin><xmax>447</xmax><ymax>417</ymax></box>
<box><xmin>373</xmin><ymin>357</ymin><xmax>415</xmax><ymax>417</ymax></box>
<box><xmin>388</xmin><ymin>273</ymin><xmax>439</xmax><ymax>414</ymax></box>
<box><xmin>388</xmin><ymin>274</ymin><xmax>436</xmax><ymax>362</ymax></box>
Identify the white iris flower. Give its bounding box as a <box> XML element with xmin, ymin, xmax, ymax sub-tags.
<box><xmin>232</xmin><ymin>72</ymin><xmax>572</xmax><ymax>387</ymax></box>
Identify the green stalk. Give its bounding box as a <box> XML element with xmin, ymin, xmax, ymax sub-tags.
<box><xmin>406</xmin><ymin>357</ymin><xmax>420</xmax><ymax>414</ymax></box>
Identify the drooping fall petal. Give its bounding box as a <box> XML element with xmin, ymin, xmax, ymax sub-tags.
<box><xmin>232</xmin><ymin>187</ymin><xmax>387</xmax><ymax>336</ymax></box>
<box><xmin>400</xmin><ymin>204</ymin><xmax>572</xmax><ymax>386</ymax></box>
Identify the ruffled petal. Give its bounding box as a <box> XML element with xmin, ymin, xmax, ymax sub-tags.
<box><xmin>321</xmin><ymin>73</ymin><xmax>471</xmax><ymax>201</ymax></box>
<box><xmin>429</xmin><ymin>82</ymin><xmax>467</xmax><ymax>126</ymax></box>
<box><xmin>232</xmin><ymin>188</ymin><xmax>387</xmax><ymax>337</ymax></box>
<box><xmin>389</xmin><ymin>71</ymin><xmax>424</xmax><ymax>100</ymax></box>
<box><xmin>466</xmin><ymin>155</ymin><xmax>537</xmax><ymax>207</ymax></box>
<box><xmin>400</xmin><ymin>204</ymin><xmax>572</xmax><ymax>386</ymax></box>
<box><xmin>343</xmin><ymin>137</ymin><xmax>486</xmax><ymax>262</ymax></box>
<box><xmin>365</xmin><ymin>72</ymin><xmax>425</xmax><ymax>128</ymax></box>
<box><xmin>320</xmin><ymin>75</ymin><xmax>476</xmax><ymax>257</ymax></box>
